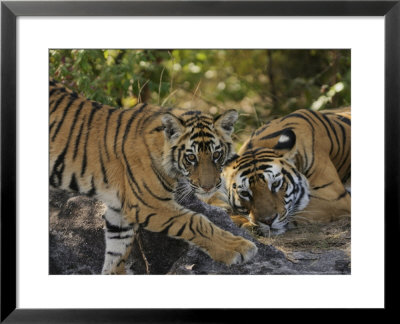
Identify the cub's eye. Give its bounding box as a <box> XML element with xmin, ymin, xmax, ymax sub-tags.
<box><xmin>186</xmin><ymin>154</ymin><xmax>196</xmax><ymax>163</ymax></box>
<box><xmin>212</xmin><ymin>151</ymin><xmax>221</xmax><ymax>160</ymax></box>
<box><xmin>239</xmin><ymin>191</ymin><xmax>251</xmax><ymax>199</ymax></box>
<box><xmin>232</xmin><ymin>183</ymin><xmax>237</xmax><ymax>189</ymax></box>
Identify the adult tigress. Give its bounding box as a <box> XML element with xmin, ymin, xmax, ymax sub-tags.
<box><xmin>223</xmin><ymin>107</ymin><xmax>351</xmax><ymax>235</ymax></box>
<box><xmin>49</xmin><ymin>79</ymin><xmax>257</xmax><ymax>274</ymax></box>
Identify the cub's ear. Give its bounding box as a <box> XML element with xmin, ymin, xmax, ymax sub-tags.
<box><xmin>214</xmin><ymin>109</ymin><xmax>238</xmax><ymax>135</ymax></box>
<box><xmin>161</xmin><ymin>113</ymin><xmax>184</xmax><ymax>141</ymax></box>
<box><xmin>273</xmin><ymin>129</ymin><xmax>296</xmax><ymax>151</ymax></box>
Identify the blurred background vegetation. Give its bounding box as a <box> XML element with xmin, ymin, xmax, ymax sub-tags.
<box><xmin>49</xmin><ymin>49</ymin><xmax>350</xmax><ymax>146</ymax></box>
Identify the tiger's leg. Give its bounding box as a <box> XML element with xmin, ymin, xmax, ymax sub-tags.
<box><xmin>102</xmin><ymin>207</ymin><xmax>136</xmax><ymax>275</ymax></box>
<box><xmin>206</xmin><ymin>193</ymin><xmax>261</xmax><ymax>235</ymax></box>
<box><xmin>231</xmin><ymin>214</ymin><xmax>252</xmax><ymax>228</ymax></box>
<box><xmin>306</xmin><ymin>175</ymin><xmax>351</xmax><ymax>223</ymax></box>
<box><xmin>230</xmin><ymin>214</ymin><xmax>263</xmax><ymax>235</ymax></box>
<box><xmin>206</xmin><ymin>193</ymin><xmax>256</xmax><ymax>232</ymax></box>
<box><xmin>135</xmin><ymin>204</ymin><xmax>258</xmax><ymax>266</ymax></box>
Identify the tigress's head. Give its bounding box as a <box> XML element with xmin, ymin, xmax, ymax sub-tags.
<box><xmin>224</xmin><ymin>138</ymin><xmax>310</xmax><ymax>234</ymax></box>
<box><xmin>162</xmin><ymin>109</ymin><xmax>238</xmax><ymax>199</ymax></box>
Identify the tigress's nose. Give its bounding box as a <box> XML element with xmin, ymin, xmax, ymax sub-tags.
<box><xmin>259</xmin><ymin>214</ymin><xmax>278</xmax><ymax>226</ymax></box>
<box><xmin>263</xmin><ymin>218</ymin><xmax>274</xmax><ymax>226</ymax></box>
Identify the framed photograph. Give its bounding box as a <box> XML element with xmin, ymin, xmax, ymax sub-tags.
<box><xmin>1</xmin><ymin>0</ymin><xmax>398</xmax><ymax>321</ymax></box>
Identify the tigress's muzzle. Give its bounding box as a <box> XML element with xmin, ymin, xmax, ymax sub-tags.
<box><xmin>256</xmin><ymin>213</ymin><xmax>279</xmax><ymax>227</ymax></box>
<box><xmin>255</xmin><ymin>213</ymin><xmax>288</xmax><ymax>236</ymax></box>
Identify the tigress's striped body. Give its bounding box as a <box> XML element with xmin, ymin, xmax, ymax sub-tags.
<box><xmin>224</xmin><ymin>108</ymin><xmax>351</xmax><ymax>235</ymax></box>
<box><xmin>49</xmin><ymin>79</ymin><xmax>257</xmax><ymax>273</ymax></box>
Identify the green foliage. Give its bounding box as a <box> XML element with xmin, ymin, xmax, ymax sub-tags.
<box><xmin>50</xmin><ymin>49</ymin><xmax>171</xmax><ymax>107</ymax></box>
<box><xmin>49</xmin><ymin>49</ymin><xmax>350</xmax><ymax>144</ymax></box>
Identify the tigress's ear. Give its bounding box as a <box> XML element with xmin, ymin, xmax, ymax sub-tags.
<box><xmin>214</xmin><ymin>109</ymin><xmax>238</xmax><ymax>135</ymax></box>
<box><xmin>273</xmin><ymin>129</ymin><xmax>296</xmax><ymax>151</ymax></box>
<box><xmin>161</xmin><ymin>113</ymin><xmax>185</xmax><ymax>141</ymax></box>
<box><xmin>273</xmin><ymin>129</ymin><xmax>298</xmax><ymax>165</ymax></box>
<box><xmin>224</xmin><ymin>153</ymin><xmax>239</xmax><ymax>167</ymax></box>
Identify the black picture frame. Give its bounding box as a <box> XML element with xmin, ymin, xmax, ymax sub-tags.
<box><xmin>1</xmin><ymin>0</ymin><xmax>398</xmax><ymax>321</ymax></box>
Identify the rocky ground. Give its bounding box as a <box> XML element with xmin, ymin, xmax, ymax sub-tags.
<box><xmin>49</xmin><ymin>188</ymin><xmax>350</xmax><ymax>275</ymax></box>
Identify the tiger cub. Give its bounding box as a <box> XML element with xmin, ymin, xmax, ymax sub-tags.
<box><xmin>223</xmin><ymin>108</ymin><xmax>351</xmax><ymax>235</ymax></box>
<box><xmin>49</xmin><ymin>79</ymin><xmax>257</xmax><ymax>274</ymax></box>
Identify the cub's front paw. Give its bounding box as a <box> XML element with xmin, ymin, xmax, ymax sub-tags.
<box><xmin>234</xmin><ymin>237</ymin><xmax>258</xmax><ymax>263</ymax></box>
<box><xmin>210</xmin><ymin>237</ymin><xmax>258</xmax><ymax>266</ymax></box>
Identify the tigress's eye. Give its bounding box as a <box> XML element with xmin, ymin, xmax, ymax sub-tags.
<box><xmin>239</xmin><ymin>191</ymin><xmax>251</xmax><ymax>199</ymax></box>
<box><xmin>212</xmin><ymin>151</ymin><xmax>221</xmax><ymax>160</ymax></box>
<box><xmin>186</xmin><ymin>154</ymin><xmax>197</xmax><ymax>163</ymax></box>
<box><xmin>271</xmin><ymin>180</ymin><xmax>282</xmax><ymax>192</ymax></box>
<box><xmin>232</xmin><ymin>183</ymin><xmax>237</xmax><ymax>189</ymax></box>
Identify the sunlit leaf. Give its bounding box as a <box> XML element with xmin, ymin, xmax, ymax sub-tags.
<box><xmin>121</xmin><ymin>96</ymin><xmax>138</xmax><ymax>108</ymax></box>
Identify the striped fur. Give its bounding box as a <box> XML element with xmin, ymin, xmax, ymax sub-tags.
<box><xmin>49</xmin><ymin>79</ymin><xmax>257</xmax><ymax>274</ymax></box>
<box><xmin>223</xmin><ymin>108</ymin><xmax>351</xmax><ymax>235</ymax></box>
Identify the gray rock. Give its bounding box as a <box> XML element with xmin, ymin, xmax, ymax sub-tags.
<box><xmin>49</xmin><ymin>190</ymin><xmax>106</xmax><ymax>274</ymax></box>
<box><xmin>49</xmin><ymin>187</ymin><xmax>350</xmax><ymax>275</ymax></box>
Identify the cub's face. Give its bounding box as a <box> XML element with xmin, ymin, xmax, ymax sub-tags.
<box><xmin>181</xmin><ymin>150</ymin><xmax>224</xmax><ymax>197</ymax></box>
<box><xmin>162</xmin><ymin>109</ymin><xmax>238</xmax><ymax>199</ymax></box>
<box><xmin>224</xmin><ymin>150</ymin><xmax>310</xmax><ymax>234</ymax></box>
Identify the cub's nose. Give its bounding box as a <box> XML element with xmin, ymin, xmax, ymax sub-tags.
<box><xmin>201</xmin><ymin>185</ymin><xmax>214</xmax><ymax>192</ymax></box>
